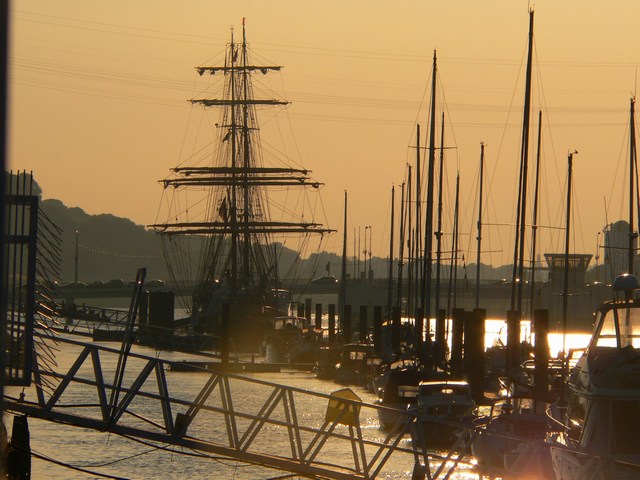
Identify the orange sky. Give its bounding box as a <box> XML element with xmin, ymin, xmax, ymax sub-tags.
<box><xmin>8</xmin><ymin>1</ymin><xmax>640</xmax><ymax>268</ymax></box>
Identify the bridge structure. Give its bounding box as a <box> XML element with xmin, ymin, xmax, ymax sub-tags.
<box><xmin>51</xmin><ymin>279</ymin><xmax>340</xmax><ymax>302</ymax></box>
<box><xmin>51</xmin><ymin>277</ymin><xmax>603</xmax><ymax>333</ymax></box>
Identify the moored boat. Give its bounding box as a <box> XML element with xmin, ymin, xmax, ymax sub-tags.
<box><xmin>374</xmin><ymin>368</ymin><xmax>441</xmax><ymax>430</ymax></box>
<box><xmin>472</xmin><ymin>394</ymin><xmax>555</xmax><ymax>479</ymax></box>
<box><xmin>549</xmin><ymin>274</ymin><xmax>640</xmax><ymax>479</ymax></box>
<box><xmin>262</xmin><ymin>315</ymin><xmax>320</xmax><ymax>364</ymax></box>
<box><xmin>334</xmin><ymin>342</ymin><xmax>381</xmax><ymax>386</ymax></box>
<box><xmin>416</xmin><ymin>380</ymin><xmax>476</xmax><ymax>450</ymax></box>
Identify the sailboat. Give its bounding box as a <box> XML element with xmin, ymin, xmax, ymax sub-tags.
<box><xmin>150</xmin><ymin>22</ymin><xmax>334</xmax><ymax>351</ymax></box>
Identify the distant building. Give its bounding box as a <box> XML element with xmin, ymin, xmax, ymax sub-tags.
<box><xmin>603</xmin><ymin>220</ymin><xmax>637</xmax><ymax>283</ymax></box>
<box><xmin>544</xmin><ymin>253</ymin><xmax>592</xmax><ymax>293</ymax></box>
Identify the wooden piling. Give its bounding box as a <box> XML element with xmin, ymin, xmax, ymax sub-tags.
<box><xmin>533</xmin><ymin>309</ymin><xmax>550</xmax><ymax>399</ymax></box>
<box><xmin>450</xmin><ymin>308</ymin><xmax>464</xmax><ymax>377</ymax></box>
<box><xmin>328</xmin><ymin>304</ymin><xmax>336</xmax><ymax>343</ymax></box>
<box><xmin>373</xmin><ymin>306</ymin><xmax>382</xmax><ymax>355</ymax></box>
<box><xmin>305</xmin><ymin>298</ymin><xmax>312</xmax><ymax>322</ymax></box>
<box><xmin>315</xmin><ymin>303</ymin><xmax>323</xmax><ymax>330</ymax></box>
<box><xmin>359</xmin><ymin>305</ymin><xmax>368</xmax><ymax>342</ymax></box>
<box><xmin>506</xmin><ymin>310</ymin><xmax>521</xmax><ymax>373</ymax></box>
<box><xmin>392</xmin><ymin>306</ymin><xmax>401</xmax><ymax>357</ymax></box>
<box><xmin>467</xmin><ymin>309</ymin><xmax>486</xmax><ymax>404</ymax></box>
<box><xmin>415</xmin><ymin>306</ymin><xmax>424</xmax><ymax>363</ymax></box>
<box><xmin>343</xmin><ymin>305</ymin><xmax>352</xmax><ymax>343</ymax></box>
<box><xmin>435</xmin><ymin>308</ymin><xmax>446</xmax><ymax>348</ymax></box>
<box><xmin>7</xmin><ymin>415</ymin><xmax>30</xmax><ymax>479</ymax></box>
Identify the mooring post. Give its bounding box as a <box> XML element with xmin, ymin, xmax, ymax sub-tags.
<box><xmin>359</xmin><ymin>305</ymin><xmax>368</xmax><ymax>342</ymax></box>
<box><xmin>328</xmin><ymin>304</ymin><xmax>336</xmax><ymax>343</ymax></box>
<box><xmin>139</xmin><ymin>291</ymin><xmax>148</xmax><ymax>325</ymax></box>
<box><xmin>506</xmin><ymin>310</ymin><xmax>521</xmax><ymax>373</ymax></box>
<box><xmin>468</xmin><ymin>309</ymin><xmax>486</xmax><ymax>404</ymax></box>
<box><xmin>450</xmin><ymin>308</ymin><xmax>464</xmax><ymax>377</ymax></box>
<box><xmin>343</xmin><ymin>305</ymin><xmax>352</xmax><ymax>344</ymax></box>
<box><xmin>315</xmin><ymin>303</ymin><xmax>323</xmax><ymax>331</ymax></box>
<box><xmin>435</xmin><ymin>309</ymin><xmax>446</xmax><ymax>349</ymax></box>
<box><xmin>305</xmin><ymin>298</ymin><xmax>312</xmax><ymax>323</ymax></box>
<box><xmin>373</xmin><ymin>306</ymin><xmax>382</xmax><ymax>356</ymax></box>
<box><xmin>415</xmin><ymin>306</ymin><xmax>424</xmax><ymax>364</ymax></box>
<box><xmin>435</xmin><ymin>308</ymin><xmax>446</xmax><ymax>368</ymax></box>
<box><xmin>533</xmin><ymin>309</ymin><xmax>550</xmax><ymax>401</ymax></box>
<box><xmin>7</xmin><ymin>415</ymin><xmax>30</xmax><ymax>479</ymax></box>
<box><xmin>392</xmin><ymin>306</ymin><xmax>401</xmax><ymax>357</ymax></box>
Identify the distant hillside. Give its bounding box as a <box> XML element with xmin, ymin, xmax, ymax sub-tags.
<box><xmin>40</xmin><ymin>198</ymin><xmax>169</xmax><ymax>283</ymax></box>
<box><xmin>9</xmin><ymin>172</ymin><xmax>574</xmax><ymax>285</ymax></box>
<box><xmin>6</xmin><ymin>173</ymin><xmax>335</xmax><ymax>283</ymax></box>
<box><xmin>41</xmin><ymin>197</ymin><xmax>339</xmax><ymax>284</ymax></box>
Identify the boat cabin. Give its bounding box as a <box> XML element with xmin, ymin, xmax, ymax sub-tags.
<box><xmin>417</xmin><ymin>380</ymin><xmax>475</xmax><ymax>415</ymax></box>
<box><xmin>554</xmin><ymin>274</ymin><xmax>640</xmax><ymax>474</ymax></box>
<box><xmin>272</xmin><ymin>316</ymin><xmax>309</xmax><ymax>332</ymax></box>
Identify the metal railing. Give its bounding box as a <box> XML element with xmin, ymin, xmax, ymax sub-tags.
<box><xmin>4</xmin><ymin>334</ymin><xmax>450</xmax><ymax>479</ymax></box>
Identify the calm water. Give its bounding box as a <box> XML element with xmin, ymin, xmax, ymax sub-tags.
<box><xmin>5</xmin><ymin>319</ymin><xmax>592</xmax><ymax>479</ymax></box>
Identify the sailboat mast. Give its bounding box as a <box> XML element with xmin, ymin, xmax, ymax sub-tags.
<box><xmin>447</xmin><ymin>173</ymin><xmax>461</xmax><ymax>316</ymax></box>
<box><xmin>562</xmin><ymin>151</ymin><xmax>576</xmax><ymax>354</ymax></box>
<box><xmin>415</xmin><ymin>124</ymin><xmax>422</xmax><ymax>310</ymax></box>
<box><xmin>340</xmin><ymin>191</ymin><xmax>348</xmax><ymax>320</ymax></box>
<box><xmin>630</xmin><ymin>97</ymin><xmax>636</xmax><ymax>275</ymax></box>
<box><xmin>475</xmin><ymin>142</ymin><xmax>485</xmax><ymax>309</ymax></box>
<box><xmin>510</xmin><ymin>9</ymin><xmax>534</xmax><ymax>316</ymax></box>
<box><xmin>453</xmin><ymin>173</ymin><xmax>460</xmax><ymax>310</ymax></box>
<box><xmin>396</xmin><ymin>181</ymin><xmax>406</xmax><ymax>309</ymax></box>
<box><xmin>388</xmin><ymin>185</ymin><xmax>395</xmax><ymax>314</ymax></box>
<box><xmin>529</xmin><ymin>111</ymin><xmax>543</xmax><ymax>318</ymax></box>
<box><xmin>435</xmin><ymin>112</ymin><xmax>445</xmax><ymax>314</ymax></box>
<box><xmin>407</xmin><ymin>165</ymin><xmax>413</xmax><ymax>315</ymax></box>
<box><xmin>423</xmin><ymin>50</ymin><xmax>438</xmax><ymax>327</ymax></box>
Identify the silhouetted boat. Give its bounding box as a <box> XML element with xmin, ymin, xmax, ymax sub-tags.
<box><xmin>262</xmin><ymin>315</ymin><xmax>320</xmax><ymax>364</ymax></box>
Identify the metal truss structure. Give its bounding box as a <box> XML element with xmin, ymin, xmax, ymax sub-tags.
<box><xmin>3</xmin><ymin>335</ymin><xmax>468</xmax><ymax>479</ymax></box>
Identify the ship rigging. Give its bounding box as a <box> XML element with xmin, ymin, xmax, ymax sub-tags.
<box><xmin>150</xmin><ymin>23</ymin><xmax>334</xmax><ymax>349</ymax></box>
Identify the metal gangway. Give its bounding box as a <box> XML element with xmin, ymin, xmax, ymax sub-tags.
<box><xmin>3</xmin><ymin>333</ymin><xmax>478</xmax><ymax>479</ymax></box>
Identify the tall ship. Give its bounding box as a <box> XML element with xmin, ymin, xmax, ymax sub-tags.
<box><xmin>151</xmin><ymin>22</ymin><xmax>334</xmax><ymax>351</ymax></box>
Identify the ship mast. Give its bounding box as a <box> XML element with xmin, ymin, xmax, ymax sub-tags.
<box><xmin>422</xmin><ymin>50</ymin><xmax>438</xmax><ymax>331</ymax></box>
<box><xmin>242</xmin><ymin>24</ymin><xmax>252</xmax><ymax>288</ymax></box>
<box><xmin>152</xmin><ymin>22</ymin><xmax>334</xmax><ymax>303</ymax></box>
<box><xmin>510</xmin><ymin>9</ymin><xmax>534</xmax><ymax>317</ymax></box>
<box><xmin>475</xmin><ymin>142</ymin><xmax>485</xmax><ymax>309</ymax></box>
<box><xmin>629</xmin><ymin>96</ymin><xmax>637</xmax><ymax>275</ymax></box>
<box><xmin>529</xmin><ymin>111</ymin><xmax>543</xmax><ymax>318</ymax></box>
